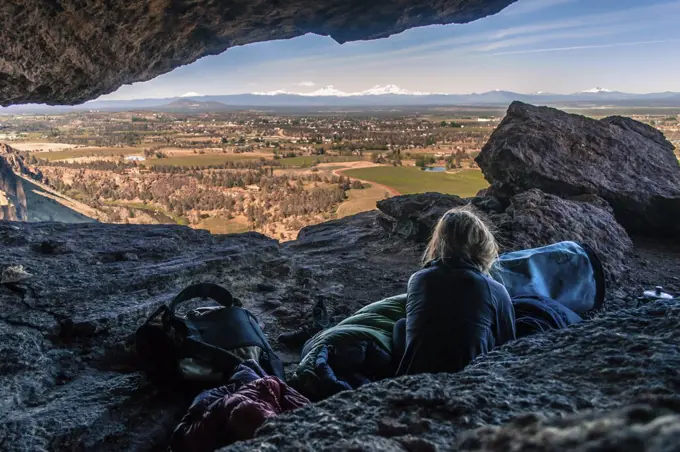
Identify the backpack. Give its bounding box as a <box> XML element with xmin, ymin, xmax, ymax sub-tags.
<box><xmin>135</xmin><ymin>283</ymin><xmax>285</xmax><ymax>388</ymax></box>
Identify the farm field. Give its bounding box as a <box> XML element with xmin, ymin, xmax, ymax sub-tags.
<box><xmin>343</xmin><ymin>167</ymin><xmax>488</xmax><ymax>198</ymax></box>
<box><xmin>142</xmin><ymin>153</ymin><xmax>264</xmax><ymax>167</ymax></box>
<box><xmin>276</xmin><ymin>155</ymin><xmax>365</xmax><ymax>168</ymax></box>
<box><xmin>31</xmin><ymin>146</ymin><xmax>143</xmax><ymax>161</ymax></box>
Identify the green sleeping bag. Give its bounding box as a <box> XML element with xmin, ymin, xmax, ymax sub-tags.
<box><xmin>292</xmin><ymin>294</ymin><xmax>407</xmax><ymax>399</ymax></box>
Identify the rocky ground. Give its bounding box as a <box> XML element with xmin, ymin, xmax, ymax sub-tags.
<box><xmin>2</xmin><ymin>104</ymin><xmax>680</xmax><ymax>451</ymax></box>
<box><xmin>1</xmin><ymin>208</ymin><xmax>678</xmax><ymax>451</ymax></box>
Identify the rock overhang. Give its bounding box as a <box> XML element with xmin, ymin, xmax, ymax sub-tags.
<box><xmin>0</xmin><ymin>0</ymin><xmax>517</xmax><ymax>106</ymax></box>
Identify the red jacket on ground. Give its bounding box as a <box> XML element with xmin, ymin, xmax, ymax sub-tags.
<box><xmin>171</xmin><ymin>375</ymin><xmax>309</xmax><ymax>452</ymax></box>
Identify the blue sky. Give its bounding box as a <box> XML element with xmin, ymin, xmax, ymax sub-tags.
<box><xmin>102</xmin><ymin>0</ymin><xmax>680</xmax><ymax>99</ymax></box>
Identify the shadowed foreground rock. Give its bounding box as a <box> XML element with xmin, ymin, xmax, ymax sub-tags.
<box><xmin>224</xmin><ymin>299</ymin><xmax>680</xmax><ymax>451</ymax></box>
<box><xmin>0</xmin><ymin>210</ymin><xmax>677</xmax><ymax>450</ymax></box>
<box><xmin>457</xmin><ymin>397</ymin><xmax>680</xmax><ymax>452</ymax></box>
<box><xmin>0</xmin><ymin>215</ymin><xmax>422</xmax><ymax>450</ymax></box>
<box><xmin>476</xmin><ymin>102</ymin><xmax>680</xmax><ymax>236</ymax></box>
<box><xmin>0</xmin><ymin>0</ymin><xmax>516</xmax><ymax>106</ymax></box>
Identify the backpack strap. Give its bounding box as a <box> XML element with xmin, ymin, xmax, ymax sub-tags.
<box><xmin>181</xmin><ymin>336</ymin><xmax>247</xmax><ymax>373</ymax></box>
<box><xmin>169</xmin><ymin>283</ymin><xmax>241</xmax><ymax>314</ymax></box>
<box><xmin>243</xmin><ymin>310</ymin><xmax>286</xmax><ymax>380</ymax></box>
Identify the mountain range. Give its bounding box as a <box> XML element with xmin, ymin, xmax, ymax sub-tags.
<box><xmin>3</xmin><ymin>85</ymin><xmax>680</xmax><ymax>112</ymax></box>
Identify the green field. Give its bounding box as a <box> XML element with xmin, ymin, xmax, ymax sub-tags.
<box><xmin>343</xmin><ymin>167</ymin><xmax>488</xmax><ymax>198</ymax></box>
<box><xmin>32</xmin><ymin>147</ymin><xmax>143</xmax><ymax>161</ymax></box>
<box><xmin>143</xmin><ymin>153</ymin><xmax>263</xmax><ymax>167</ymax></box>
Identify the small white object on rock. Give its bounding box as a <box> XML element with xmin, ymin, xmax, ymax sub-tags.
<box><xmin>1</xmin><ymin>265</ymin><xmax>33</xmax><ymax>284</ymax></box>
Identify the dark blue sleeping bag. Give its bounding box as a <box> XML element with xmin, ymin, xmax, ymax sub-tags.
<box><xmin>490</xmin><ymin>241</ymin><xmax>605</xmax><ymax>314</ymax></box>
<box><xmin>490</xmin><ymin>241</ymin><xmax>605</xmax><ymax>337</ymax></box>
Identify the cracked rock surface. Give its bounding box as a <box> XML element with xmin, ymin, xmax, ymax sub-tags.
<box><xmin>0</xmin><ymin>0</ymin><xmax>516</xmax><ymax>106</ymax></box>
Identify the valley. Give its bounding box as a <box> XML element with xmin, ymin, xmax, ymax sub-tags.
<box><xmin>1</xmin><ymin>107</ymin><xmax>678</xmax><ymax>240</ymax></box>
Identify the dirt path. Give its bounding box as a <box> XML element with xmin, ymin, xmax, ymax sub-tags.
<box><xmin>326</xmin><ymin>161</ymin><xmax>401</xmax><ymax>197</ymax></box>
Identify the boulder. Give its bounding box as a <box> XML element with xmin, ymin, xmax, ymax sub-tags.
<box><xmin>375</xmin><ymin>191</ymin><xmax>633</xmax><ymax>281</ymax></box>
<box><xmin>376</xmin><ymin>193</ymin><xmax>467</xmax><ymax>241</ymax></box>
<box><xmin>494</xmin><ymin>189</ymin><xmax>633</xmax><ymax>281</ymax></box>
<box><xmin>476</xmin><ymin>102</ymin><xmax>680</xmax><ymax>236</ymax></box>
<box><xmin>223</xmin><ymin>299</ymin><xmax>680</xmax><ymax>451</ymax></box>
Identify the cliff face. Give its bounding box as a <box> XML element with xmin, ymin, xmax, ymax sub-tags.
<box><xmin>0</xmin><ymin>145</ymin><xmax>28</xmax><ymax>220</ymax></box>
<box><xmin>0</xmin><ymin>144</ymin><xmax>95</xmax><ymax>223</ymax></box>
<box><xmin>0</xmin><ymin>0</ymin><xmax>516</xmax><ymax>106</ymax></box>
<box><xmin>476</xmin><ymin>102</ymin><xmax>680</xmax><ymax>236</ymax></box>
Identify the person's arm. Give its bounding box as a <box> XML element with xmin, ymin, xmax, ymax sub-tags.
<box><xmin>494</xmin><ymin>284</ymin><xmax>517</xmax><ymax>344</ymax></box>
<box><xmin>395</xmin><ymin>269</ymin><xmax>440</xmax><ymax>376</ymax></box>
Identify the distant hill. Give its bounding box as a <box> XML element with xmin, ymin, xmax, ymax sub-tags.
<box><xmin>3</xmin><ymin>85</ymin><xmax>680</xmax><ymax>112</ymax></box>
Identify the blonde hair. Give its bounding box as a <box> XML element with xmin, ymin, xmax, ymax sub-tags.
<box><xmin>423</xmin><ymin>205</ymin><xmax>499</xmax><ymax>273</ymax></box>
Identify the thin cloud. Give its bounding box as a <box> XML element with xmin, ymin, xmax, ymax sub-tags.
<box><xmin>297</xmin><ymin>81</ymin><xmax>316</xmax><ymax>87</ymax></box>
<box><xmin>491</xmin><ymin>38</ymin><xmax>680</xmax><ymax>56</ymax></box>
<box><xmin>501</xmin><ymin>0</ymin><xmax>578</xmax><ymax>16</ymax></box>
<box><xmin>273</xmin><ymin>1</ymin><xmax>680</xmax><ymax>69</ymax></box>
<box><xmin>476</xmin><ymin>28</ymin><xmax>622</xmax><ymax>52</ymax></box>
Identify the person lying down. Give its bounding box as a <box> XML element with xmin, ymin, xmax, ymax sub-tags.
<box><xmin>393</xmin><ymin>205</ymin><xmax>516</xmax><ymax>376</ymax></box>
<box><xmin>291</xmin><ymin>206</ymin><xmax>606</xmax><ymax>401</ymax></box>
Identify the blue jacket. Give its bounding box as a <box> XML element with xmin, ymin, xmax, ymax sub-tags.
<box><xmin>396</xmin><ymin>258</ymin><xmax>517</xmax><ymax>376</ymax></box>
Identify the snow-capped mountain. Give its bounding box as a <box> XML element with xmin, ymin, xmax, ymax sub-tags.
<box><xmin>254</xmin><ymin>84</ymin><xmax>431</xmax><ymax>97</ymax></box>
<box><xmin>6</xmin><ymin>87</ymin><xmax>680</xmax><ymax>112</ymax></box>
<box><xmin>358</xmin><ymin>84</ymin><xmax>431</xmax><ymax>96</ymax></box>
<box><xmin>582</xmin><ymin>87</ymin><xmax>614</xmax><ymax>94</ymax></box>
<box><xmin>252</xmin><ymin>89</ymin><xmax>294</xmax><ymax>96</ymax></box>
<box><xmin>179</xmin><ymin>91</ymin><xmax>203</xmax><ymax>97</ymax></box>
<box><xmin>301</xmin><ymin>85</ymin><xmax>353</xmax><ymax>97</ymax></box>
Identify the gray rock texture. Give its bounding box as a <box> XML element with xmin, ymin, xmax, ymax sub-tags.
<box><xmin>0</xmin><ymin>214</ymin><xmax>422</xmax><ymax>451</ymax></box>
<box><xmin>0</xmin><ymin>0</ymin><xmax>516</xmax><ymax>106</ymax></box>
<box><xmin>0</xmin><ymin>209</ymin><xmax>678</xmax><ymax>451</ymax></box>
<box><xmin>376</xmin><ymin>192</ymin><xmax>468</xmax><ymax>241</ymax></box>
<box><xmin>457</xmin><ymin>397</ymin><xmax>680</xmax><ymax>452</ymax></box>
<box><xmin>476</xmin><ymin>102</ymin><xmax>680</xmax><ymax>236</ymax></box>
<box><xmin>223</xmin><ymin>298</ymin><xmax>680</xmax><ymax>451</ymax></box>
<box><xmin>0</xmin><ymin>144</ymin><xmax>30</xmax><ymax>220</ymax></box>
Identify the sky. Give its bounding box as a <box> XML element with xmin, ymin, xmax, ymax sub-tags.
<box><xmin>101</xmin><ymin>0</ymin><xmax>680</xmax><ymax>100</ymax></box>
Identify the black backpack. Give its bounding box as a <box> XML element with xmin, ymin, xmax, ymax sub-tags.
<box><xmin>135</xmin><ymin>283</ymin><xmax>285</xmax><ymax>387</ymax></box>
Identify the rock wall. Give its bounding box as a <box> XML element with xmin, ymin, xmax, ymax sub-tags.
<box><xmin>0</xmin><ymin>0</ymin><xmax>516</xmax><ymax>106</ymax></box>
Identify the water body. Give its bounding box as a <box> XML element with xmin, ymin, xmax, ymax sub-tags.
<box><xmin>423</xmin><ymin>166</ymin><xmax>446</xmax><ymax>172</ymax></box>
